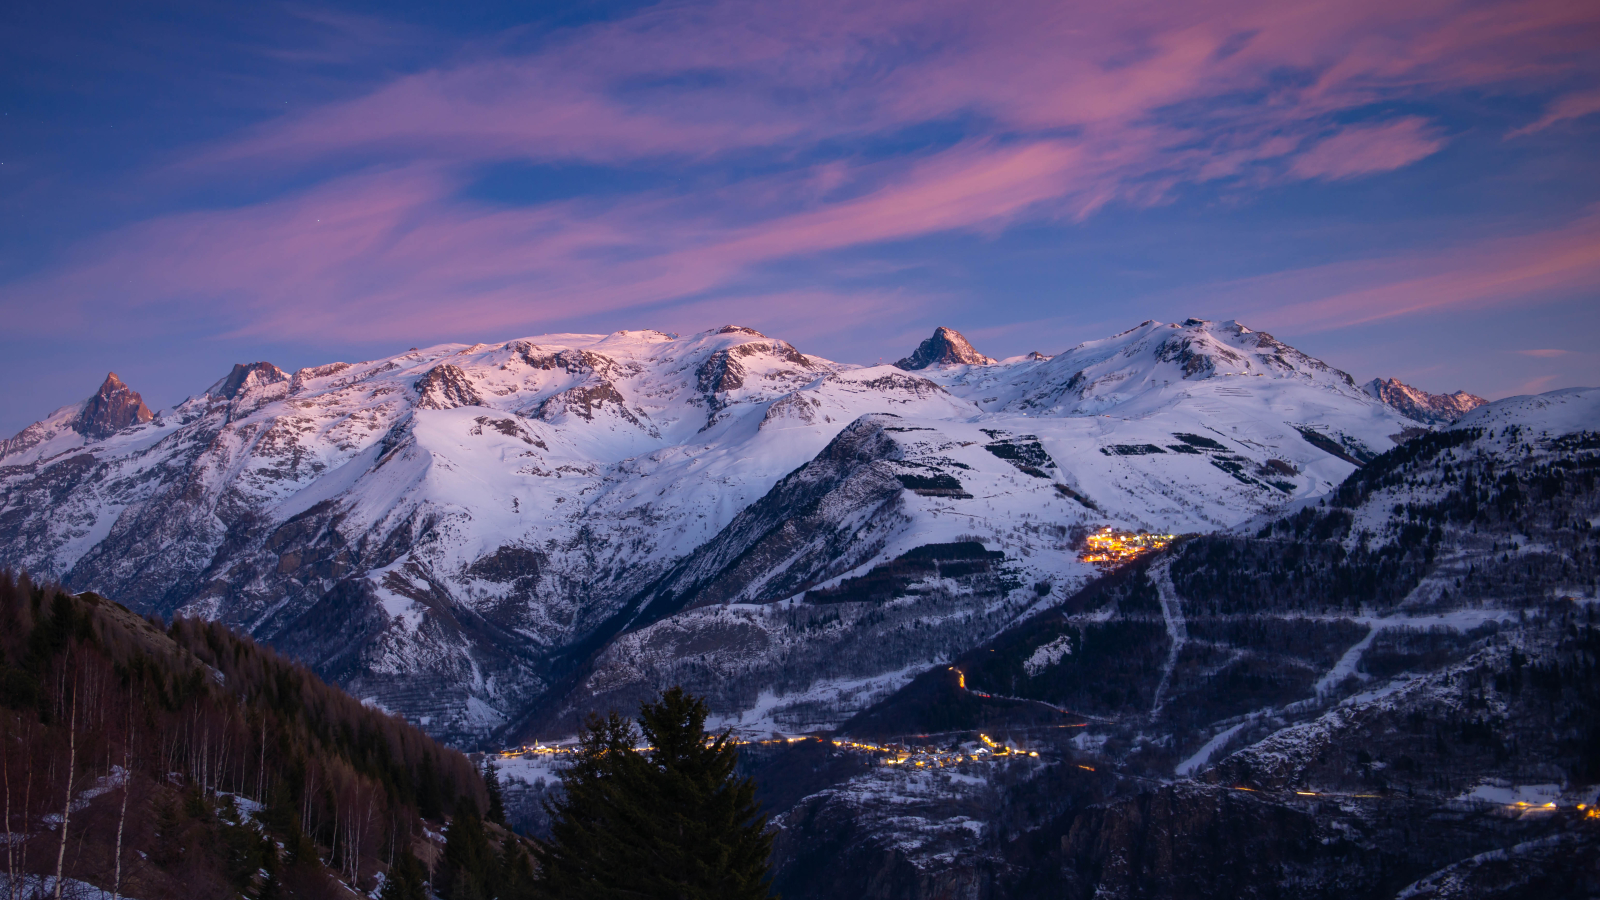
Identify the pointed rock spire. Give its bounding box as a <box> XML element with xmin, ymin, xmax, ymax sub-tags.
<box><xmin>73</xmin><ymin>372</ymin><xmax>154</xmax><ymax>440</ymax></box>
<box><xmin>893</xmin><ymin>327</ymin><xmax>996</xmax><ymax>370</ymax></box>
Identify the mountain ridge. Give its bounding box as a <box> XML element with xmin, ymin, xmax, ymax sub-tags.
<box><xmin>0</xmin><ymin>319</ymin><xmax>1547</xmax><ymax>746</ymax></box>
<box><xmin>1364</xmin><ymin>376</ymin><xmax>1486</xmax><ymax>423</ymax></box>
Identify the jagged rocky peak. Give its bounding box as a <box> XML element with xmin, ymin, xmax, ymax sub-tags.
<box><xmin>894</xmin><ymin>326</ymin><xmax>996</xmax><ymax>370</ymax></box>
<box><xmin>73</xmin><ymin>372</ymin><xmax>154</xmax><ymax>440</ymax></box>
<box><xmin>211</xmin><ymin>361</ymin><xmax>288</xmax><ymax>400</ymax></box>
<box><xmin>1365</xmin><ymin>377</ymin><xmax>1487</xmax><ymax>424</ymax></box>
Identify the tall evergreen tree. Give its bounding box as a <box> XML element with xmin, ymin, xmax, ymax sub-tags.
<box><xmin>443</xmin><ymin>811</ymin><xmax>494</xmax><ymax>900</ymax></box>
<box><xmin>536</xmin><ymin>687</ymin><xmax>775</xmax><ymax>899</ymax></box>
<box><xmin>484</xmin><ymin>756</ymin><xmax>508</xmax><ymax>825</ymax></box>
<box><xmin>380</xmin><ymin>850</ymin><xmax>430</xmax><ymax>900</ymax></box>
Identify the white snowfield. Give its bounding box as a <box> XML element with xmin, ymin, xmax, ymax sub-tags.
<box><xmin>0</xmin><ymin>319</ymin><xmax>1519</xmax><ymax>742</ymax></box>
<box><xmin>1451</xmin><ymin>385</ymin><xmax>1600</xmax><ymax>436</ymax></box>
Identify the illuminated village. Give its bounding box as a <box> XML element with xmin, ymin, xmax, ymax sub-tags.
<box><xmin>499</xmin><ymin>733</ymin><xmax>1040</xmax><ymax>769</ymax></box>
<box><xmin>1079</xmin><ymin>526</ymin><xmax>1175</xmax><ymax>567</ymax></box>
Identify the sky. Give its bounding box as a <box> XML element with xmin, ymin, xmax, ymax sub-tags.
<box><xmin>2</xmin><ymin>0</ymin><xmax>1598</xmax><ymax>436</ymax></box>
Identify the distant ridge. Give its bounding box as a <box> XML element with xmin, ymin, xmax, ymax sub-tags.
<box><xmin>1365</xmin><ymin>377</ymin><xmax>1486</xmax><ymax>423</ymax></box>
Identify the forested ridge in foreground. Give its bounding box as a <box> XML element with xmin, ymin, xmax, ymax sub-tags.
<box><xmin>0</xmin><ymin>571</ymin><xmax>528</xmax><ymax>898</ymax></box>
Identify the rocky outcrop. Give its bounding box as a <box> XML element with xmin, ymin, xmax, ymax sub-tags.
<box><xmin>697</xmin><ymin>348</ymin><xmax>747</xmax><ymax>394</ymax></box>
<box><xmin>535</xmin><ymin>380</ymin><xmax>645</xmax><ymax>427</ymax></box>
<box><xmin>211</xmin><ymin>362</ymin><xmax>288</xmax><ymax>400</ymax></box>
<box><xmin>1365</xmin><ymin>377</ymin><xmax>1486</xmax><ymax>423</ymax></box>
<box><xmin>72</xmin><ymin>372</ymin><xmax>153</xmax><ymax>439</ymax></box>
<box><xmin>895</xmin><ymin>327</ymin><xmax>996</xmax><ymax>370</ymax></box>
<box><xmin>414</xmin><ymin>364</ymin><xmax>484</xmax><ymax>410</ymax></box>
<box><xmin>511</xmin><ymin>343</ymin><xmax>614</xmax><ymax>378</ymax></box>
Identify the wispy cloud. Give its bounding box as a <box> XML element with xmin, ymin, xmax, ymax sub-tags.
<box><xmin>5</xmin><ymin>0</ymin><xmax>1599</xmax><ymax>347</ymax></box>
<box><xmin>1289</xmin><ymin>119</ymin><xmax>1446</xmax><ymax>181</ymax></box>
<box><xmin>1193</xmin><ymin>209</ymin><xmax>1600</xmax><ymax>333</ymax></box>
<box><xmin>1510</xmin><ymin>87</ymin><xmax>1600</xmax><ymax>136</ymax></box>
<box><xmin>1515</xmin><ymin>373</ymin><xmax>1562</xmax><ymax>394</ymax></box>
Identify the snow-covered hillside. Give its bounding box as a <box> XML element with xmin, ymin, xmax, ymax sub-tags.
<box><xmin>768</xmin><ymin>381</ymin><xmax>1600</xmax><ymax>899</ymax></box>
<box><xmin>0</xmin><ymin>320</ymin><xmax>1456</xmax><ymax>744</ymax></box>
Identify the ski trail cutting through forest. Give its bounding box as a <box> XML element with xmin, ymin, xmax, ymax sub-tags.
<box><xmin>1176</xmin><ymin>721</ymin><xmax>1248</xmax><ymax>776</ymax></box>
<box><xmin>1149</xmin><ymin>558</ymin><xmax>1186</xmax><ymax>718</ymax></box>
<box><xmin>1315</xmin><ymin>627</ymin><xmax>1380</xmax><ymax>697</ymax></box>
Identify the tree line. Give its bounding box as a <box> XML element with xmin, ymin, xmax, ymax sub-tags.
<box><xmin>0</xmin><ymin>570</ymin><xmax>776</xmax><ymax>899</ymax></box>
<box><xmin>0</xmin><ymin>570</ymin><xmax>487</xmax><ymax>898</ymax></box>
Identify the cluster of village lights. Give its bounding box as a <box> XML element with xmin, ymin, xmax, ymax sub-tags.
<box><xmin>1080</xmin><ymin>526</ymin><xmax>1174</xmax><ymax>567</ymax></box>
<box><xmin>501</xmin><ymin>733</ymin><xmax>1041</xmax><ymax>768</ymax></box>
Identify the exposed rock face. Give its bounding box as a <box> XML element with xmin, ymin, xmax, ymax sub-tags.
<box><xmin>697</xmin><ymin>348</ymin><xmax>747</xmax><ymax>394</ymax></box>
<box><xmin>415</xmin><ymin>364</ymin><xmax>484</xmax><ymax>410</ymax></box>
<box><xmin>211</xmin><ymin>362</ymin><xmax>288</xmax><ymax>400</ymax></box>
<box><xmin>1365</xmin><ymin>377</ymin><xmax>1486</xmax><ymax>423</ymax></box>
<box><xmin>895</xmin><ymin>327</ymin><xmax>996</xmax><ymax>370</ymax></box>
<box><xmin>73</xmin><ymin>373</ymin><xmax>153</xmax><ymax>439</ymax></box>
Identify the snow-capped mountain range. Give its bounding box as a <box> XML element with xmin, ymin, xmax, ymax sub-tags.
<box><xmin>0</xmin><ymin>319</ymin><xmax>1512</xmax><ymax>744</ymax></box>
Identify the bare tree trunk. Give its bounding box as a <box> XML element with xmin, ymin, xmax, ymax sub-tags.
<box><xmin>302</xmin><ymin>768</ymin><xmax>315</xmax><ymax>836</ymax></box>
<box><xmin>53</xmin><ymin>665</ymin><xmax>78</xmax><ymax>900</ymax></box>
<box><xmin>111</xmin><ymin>704</ymin><xmax>132</xmax><ymax>900</ymax></box>
<box><xmin>19</xmin><ymin>734</ymin><xmax>31</xmax><ymax>900</ymax></box>
<box><xmin>3</xmin><ymin>718</ymin><xmax>15</xmax><ymax>900</ymax></box>
<box><xmin>256</xmin><ymin>718</ymin><xmax>266</xmax><ymax>803</ymax></box>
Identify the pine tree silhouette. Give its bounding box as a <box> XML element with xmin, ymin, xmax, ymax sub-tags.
<box><xmin>536</xmin><ymin>686</ymin><xmax>775</xmax><ymax>899</ymax></box>
<box><xmin>379</xmin><ymin>850</ymin><xmax>429</xmax><ymax>900</ymax></box>
<box><xmin>485</xmin><ymin>757</ymin><xmax>508</xmax><ymax>825</ymax></box>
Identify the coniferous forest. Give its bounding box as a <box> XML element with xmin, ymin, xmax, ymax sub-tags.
<box><xmin>0</xmin><ymin>571</ymin><xmax>513</xmax><ymax>898</ymax></box>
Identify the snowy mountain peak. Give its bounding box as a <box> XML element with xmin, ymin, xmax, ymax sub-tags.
<box><xmin>894</xmin><ymin>327</ymin><xmax>996</xmax><ymax>370</ymax></box>
<box><xmin>922</xmin><ymin>318</ymin><xmax>1366</xmax><ymax>420</ymax></box>
<box><xmin>1364</xmin><ymin>377</ymin><xmax>1486</xmax><ymax>424</ymax></box>
<box><xmin>74</xmin><ymin>372</ymin><xmax>154</xmax><ymax>440</ymax></box>
<box><xmin>210</xmin><ymin>361</ymin><xmax>290</xmax><ymax>400</ymax></box>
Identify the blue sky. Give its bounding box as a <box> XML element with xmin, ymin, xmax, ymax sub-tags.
<box><xmin>2</xmin><ymin>0</ymin><xmax>1597</xmax><ymax>434</ymax></box>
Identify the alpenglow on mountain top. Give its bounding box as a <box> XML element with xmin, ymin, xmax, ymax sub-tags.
<box><xmin>0</xmin><ymin>318</ymin><xmax>1489</xmax><ymax>744</ymax></box>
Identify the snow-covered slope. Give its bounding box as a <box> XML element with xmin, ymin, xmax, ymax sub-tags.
<box><xmin>1451</xmin><ymin>385</ymin><xmax>1600</xmax><ymax>435</ymax></box>
<box><xmin>777</xmin><ymin>379</ymin><xmax>1600</xmax><ymax>900</ymax></box>
<box><xmin>0</xmin><ymin>321</ymin><xmax>1438</xmax><ymax>744</ymax></box>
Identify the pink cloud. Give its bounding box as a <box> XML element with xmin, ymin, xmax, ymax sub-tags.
<box><xmin>1194</xmin><ymin>208</ymin><xmax>1600</xmax><ymax>332</ymax></box>
<box><xmin>1515</xmin><ymin>373</ymin><xmax>1562</xmax><ymax>394</ymax></box>
<box><xmin>5</xmin><ymin>139</ymin><xmax>1115</xmax><ymax>344</ymax></box>
<box><xmin>1510</xmin><ymin>87</ymin><xmax>1600</xmax><ymax>136</ymax></box>
<box><xmin>7</xmin><ymin>0</ymin><xmax>1599</xmax><ymax>348</ymax></box>
<box><xmin>1517</xmin><ymin>348</ymin><xmax>1572</xmax><ymax>357</ymax></box>
<box><xmin>1290</xmin><ymin>118</ymin><xmax>1446</xmax><ymax>181</ymax></box>
<box><xmin>195</xmin><ymin>0</ymin><xmax>1599</xmax><ymax>186</ymax></box>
